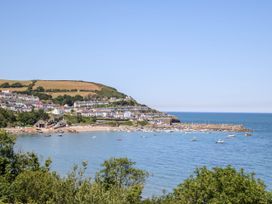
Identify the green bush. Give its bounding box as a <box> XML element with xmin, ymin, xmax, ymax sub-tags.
<box><xmin>32</xmin><ymin>92</ymin><xmax>52</xmax><ymax>100</ymax></box>
<box><xmin>35</xmin><ymin>86</ymin><xmax>45</xmax><ymax>92</ymax></box>
<box><xmin>0</xmin><ymin>108</ymin><xmax>49</xmax><ymax>127</ymax></box>
<box><xmin>10</xmin><ymin>82</ymin><xmax>24</xmax><ymax>88</ymax></box>
<box><xmin>171</xmin><ymin>166</ymin><xmax>269</xmax><ymax>204</ymax></box>
<box><xmin>53</xmin><ymin>94</ymin><xmax>84</xmax><ymax>106</ymax></box>
<box><xmin>95</xmin><ymin>87</ymin><xmax>126</xmax><ymax>99</ymax></box>
<box><xmin>0</xmin><ymin>82</ymin><xmax>24</xmax><ymax>88</ymax></box>
<box><xmin>0</xmin><ymin>83</ymin><xmax>10</xmax><ymax>88</ymax></box>
<box><xmin>17</xmin><ymin>109</ymin><xmax>49</xmax><ymax>126</ymax></box>
<box><xmin>0</xmin><ymin>109</ymin><xmax>16</xmax><ymax>128</ymax></box>
<box><xmin>137</xmin><ymin>120</ymin><xmax>148</xmax><ymax>126</ymax></box>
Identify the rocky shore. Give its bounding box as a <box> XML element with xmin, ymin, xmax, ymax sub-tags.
<box><xmin>4</xmin><ymin>122</ymin><xmax>251</xmax><ymax>135</ymax></box>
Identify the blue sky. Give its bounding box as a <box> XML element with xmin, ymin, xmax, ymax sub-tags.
<box><xmin>0</xmin><ymin>1</ymin><xmax>272</xmax><ymax>113</ymax></box>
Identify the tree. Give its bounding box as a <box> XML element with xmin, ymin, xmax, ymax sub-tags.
<box><xmin>16</xmin><ymin>110</ymin><xmax>49</xmax><ymax>126</ymax></box>
<box><xmin>11</xmin><ymin>170</ymin><xmax>59</xmax><ymax>203</ymax></box>
<box><xmin>171</xmin><ymin>166</ymin><xmax>269</xmax><ymax>204</ymax></box>
<box><xmin>96</xmin><ymin>157</ymin><xmax>148</xmax><ymax>189</ymax></box>
<box><xmin>0</xmin><ymin>82</ymin><xmax>10</xmax><ymax>88</ymax></box>
<box><xmin>74</xmin><ymin>95</ymin><xmax>84</xmax><ymax>102</ymax></box>
<box><xmin>53</xmin><ymin>95</ymin><xmax>84</xmax><ymax>106</ymax></box>
<box><xmin>95</xmin><ymin>158</ymin><xmax>148</xmax><ymax>204</ymax></box>
<box><xmin>0</xmin><ymin>108</ymin><xmax>16</xmax><ymax>128</ymax></box>
<box><xmin>0</xmin><ymin>131</ymin><xmax>51</xmax><ymax>203</ymax></box>
<box><xmin>33</xmin><ymin>92</ymin><xmax>52</xmax><ymax>100</ymax></box>
<box><xmin>10</xmin><ymin>82</ymin><xmax>23</xmax><ymax>88</ymax></box>
<box><xmin>0</xmin><ymin>130</ymin><xmax>15</xmax><ymax>160</ymax></box>
<box><xmin>35</xmin><ymin>86</ymin><xmax>45</xmax><ymax>92</ymax></box>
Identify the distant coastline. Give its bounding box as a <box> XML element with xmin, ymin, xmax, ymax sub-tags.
<box><xmin>0</xmin><ymin>80</ymin><xmax>252</xmax><ymax>136</ymax></box>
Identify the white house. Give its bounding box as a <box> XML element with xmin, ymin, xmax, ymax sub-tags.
<box><xmin>51</xmin><ymin>108</ymin><xmax>64</xmax><ymax>115</ymax></box>
<box><xmin>124</xmin><ymin>111</ymin><xmax>132</xmax><ymax>119</ymax></box>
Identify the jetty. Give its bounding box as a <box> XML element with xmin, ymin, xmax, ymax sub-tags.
<box><xmin>176</xmin><ymin>123</ymin><xmax>251</xmax><ymax>132</ymax></box>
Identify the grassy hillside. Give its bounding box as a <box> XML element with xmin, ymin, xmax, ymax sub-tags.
<box><xmin>0</xmin><ymin>79</ymin><xmax>126</xmax><ymax>99</ymax></box>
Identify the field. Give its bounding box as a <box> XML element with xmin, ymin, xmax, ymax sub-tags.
<box><xmin>0</xmin><ymin>80</ymin><xmax>32</xmax><ymax>86</ymax></box>
<box><xmin>48</xmin><ymin>91</ymin><xmax>96</xmax><ymax>98</ymax></box>
<box><xmin>33</xmin><ymin>80</ymin><xmax>102</xmax><ymax>91</ymax></box>
<box><xmin>0</xmin><ymin>87</ymin><xmax>28</xmax><ymax>92</ymax></box>
<box><xmin>0</xmin><ymin>79</ymin><xmax>126</xmax><ymax>99</ymax></box>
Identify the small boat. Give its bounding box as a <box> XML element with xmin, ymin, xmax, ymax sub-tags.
<box><xmin>245</xmin><ymin>133</ymin><xmax>252</xmax><ymax>136</ymax></box>
<box><xmin>191</xmin><ymin>137</ymin><xmax>198</xmax><ymax>142</ymax></box>
<box><xmin>45</xmin><ymin>134</ymin><xmax>51</xmax><ymax>137</ymax></box>
<box><xmin>227</xmin><ymin>134</ymin><xmax>235</xmax><ymax>138</ymax></box>
<box><xmin>58</xmin><ymin>134</ymin><xmax>63</xmax><ymax>137</ymax></box>
<box><xmin>216</xmin><ymin>139</ymin><xmax>224</xmax><ymax>144</ymax></box>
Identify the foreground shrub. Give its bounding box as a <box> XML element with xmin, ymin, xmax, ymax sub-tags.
<box><xmin>11</xmin><ymin>170</ymin><xmax>59</xmax><ymax>203</ymax></box>
<box><xmin>171</xmin><ymin>166</ymin><xmax>269</xmax><ymax>204</ymax></box>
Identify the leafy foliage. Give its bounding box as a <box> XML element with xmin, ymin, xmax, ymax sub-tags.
<box><xmin>10</xmin><ymin>82</ymin><xmax>24</xmax><ymax>88</ymax></box>
<box><xmin>0</xmin><ymin>82</ymin><xmax>24</xmax><ymax>88</ymax></box>
<box><xmin>0</xmin><ymin>108</ymin><xmax>49</xmax><ymax>127</ymax></box>
<box><xmin>112</xmin><ymin>100</ymin><xmax>138</xmax><ymax>106</ymax></box>
<box><xmin>32</xmin><ymin>92</ymin><xmax>52</xmax><ymax>100</ymax></box>
<box><xmin>0</xmin><ymin>109</ymin><xmax>16</xmax><ymax>128</ymax></box>
<box><xmin>35</xmin><ymin>86</ymin><xmax>45</xmax><ymax>92</ymax></box>
<box><xmin>53</xmin><ymin>94</ymin><xmax>84</xmax><ymax>106</ymax></box>
<box><xmin>170</xmin><ymin>166</ymin><xmax>270</xmax><ymax>204</ymax></box>
<box><xmin>95</xmin><ymin>87</ymin><xmax>126</xmax><ymax>99</ymax></box>
<box><xmin>137</xmin><ymin>120</ymin><xmax>148</xmax><ymax>126</ymax></box>
<box><xmin>17</xmin><ymin>109</ymin><xmax>49</xmax><ymax>126</ymax></box>
<box><xmin>96</xmin><ymin>158</ymin><xmax>148</xmax><ymax>189</ymax></box>
<box><xmin>0</xmin><ymin>83</ymin><xmax>10</xmax><ymax>88</ymax></box>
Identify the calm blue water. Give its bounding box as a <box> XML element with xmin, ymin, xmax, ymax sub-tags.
<box><xmin>15</xmin><ymin>112</ymin><xmax>272</xmax><ymax>197</ymax></box>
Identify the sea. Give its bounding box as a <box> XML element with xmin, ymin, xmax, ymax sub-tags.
<box><xmin>15</xmin><ymin>112</ymin><xmax>272</xmax><ymax>197</ymax></box>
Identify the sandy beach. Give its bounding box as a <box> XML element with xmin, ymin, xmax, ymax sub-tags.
<box><xmin>3</xmin><ymin>125</ymin><xmax>119</xmax><ymax>135</ymax></box>
<box><xmin>3</xmin><ymin>122</ymin><xmax>251</xmax><ymax>135</ymax></box>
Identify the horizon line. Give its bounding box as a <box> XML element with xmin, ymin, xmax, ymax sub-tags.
<box><xmin>161</xmin><ymin>110</ymin><xmax>272</xmax><ymax>114</ymax></box>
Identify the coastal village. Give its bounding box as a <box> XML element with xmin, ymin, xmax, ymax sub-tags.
<box><xmin>0</xmin><ymin>90</ymin><xmax>177</xmax><ymax>128</ymax></box>
<box><xmin>0</xmin><ymin>87</ymin><xmax>249</xmax><ymax>134</ymax></box>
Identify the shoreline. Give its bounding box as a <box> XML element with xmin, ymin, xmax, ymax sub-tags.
<box><xmin>3</xmin><ymin>123</ymin><xmax>251</xmax><ymax>135</ymax></box>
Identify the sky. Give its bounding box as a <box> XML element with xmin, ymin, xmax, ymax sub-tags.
<box><xmin>0</xmin><ymin>1</ymin><xmax>272</xmax><ymax>113</ymax></box>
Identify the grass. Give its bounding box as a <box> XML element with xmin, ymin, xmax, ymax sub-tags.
<box><xmin>0</xmin><ymin>79</ymin><xmax>127</xmax><ymax>99</ymax></box>
<box><xmin>0</xmin><ymin>87</ymin><xmax>28</xmax><ymax>92</ymax></box>
<box><xmin>0</xmin><ymin>80</ymin><xmax>32</xmax><ymax>86</ymax></box>
<box><xmin>48</xmin><ymin>91</ymin><xmax>96</xmax><ymax>98</ymax></box>
<box><xmin>33</xmin><ymin>80</ymin><xmax>102</xmax><ymax>91</ymax></box>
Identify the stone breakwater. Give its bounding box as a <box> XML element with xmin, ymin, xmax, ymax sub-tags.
<box><xmin>4</xmin><ymin>123</ymin><xmax>251</xmax><ymax>135</ymax></box>
<box><xmin>177</xmin><ymin>123</ymin><xmax>251</xmax><ymax>132</ymax></box>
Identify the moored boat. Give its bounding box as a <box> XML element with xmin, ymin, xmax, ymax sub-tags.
<box><xmin>191</xmin><ymin>137</ymin><xmax>198</xmax><ymax>142</ymax></box>
<box><xmin>216</xmin><ymin>139</ymin><xmax>224</xmax><ymax>144</ymax></box>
